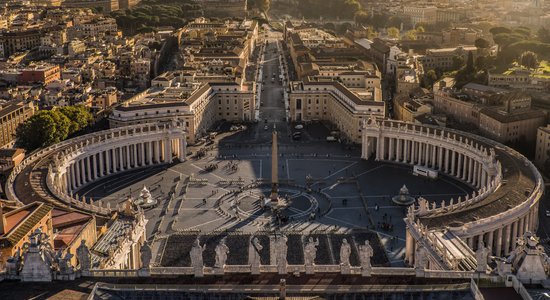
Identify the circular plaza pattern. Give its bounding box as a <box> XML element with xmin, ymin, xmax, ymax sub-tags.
<box><xmin>5</xmin><ymin>119</ymin><xmax>543</xmax><ymax>269</ymax></box>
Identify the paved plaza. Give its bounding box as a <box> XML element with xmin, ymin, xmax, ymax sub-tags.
<box><xmin>80</xmin><ymin>131</ymin><xmax>472</xmax><ymax>267</ymax></box>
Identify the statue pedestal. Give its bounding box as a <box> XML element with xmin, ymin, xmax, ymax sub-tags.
<box><xmin>305</xmin><ymin>265</ymin><xmax>315</xmax><ymax>275</ymax></box>
<box><xmin>340</xmin><ymin>264</ymin><xmax>351</xmax><ymax>275</ymax></box>
<box><xmin>194</xmin><ymin>266</ymin><xmax>204</xmax><ymax>277</ymax></box>
<box><xmin>251</xmin><ymin>264</ymin><xmax>260</xmax><ymax>275</ymax></box>
<box><xmin>138</xmin><ymin>268</ymin><xmax>150</xmax><ymax>277</ymax></box>
<box><xmin>213</xmin><ymin>267</ymin><xmax>224</xmax><ymax>275</ymax></box>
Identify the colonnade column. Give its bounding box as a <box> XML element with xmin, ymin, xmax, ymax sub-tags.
<box><xmin>126</xmin><ymin>145</ymin><xmax>131</xmax><ymax>169</ymax></box>
<box><xmin>93</xmin><ymin>154</ymin><xmax>98</xmax><ymax>179</ymax></box>
<box><xmin>387</xmin><ymin>138</ymin><xmax>393</xmax><ymax>161</ymax></box>
<box><xmin>71</xmin><ymin>164</ymin><xmax>77</xmax><ymax>190</ymax></box>
<box><xmin>451</xmin><ymin>151</ymin><xmax>456</xmax><ymax>176</ymax></box>
<box><xmin>155</xmin><ymin>141</ymin><xmax>160</xmax><ymax>163</ymax></box>
<box><xmin>511</xmin><ymin>221</ymin><xmax>518</xmax><ymax>250</ymax></box>
<box><xmin>133</xmin><ymin>144</ymin><xmax>138</xmax><ymax>167</ymax></box>
<box><xmin>404</xmin><ymin>140</ymin><xmax>409</xmax><ymax>163</ymax></box>
<box><xmin>148</xmin><ymin>141</ymin><xmax>153</xmax><ymax>165</ymax></box>
<box><xmin>86</xmin><ymin>156</ymin><xmax>92</xmax><ymax>183</ymax></box>
<box><xmin>431</xmin><ymin>145</ymin><xmax>436</xmax><ymax>168</ymax></box>
<box><xmin>141</xmin><ymin>142</ymin><xmax>147</xmax><ymax>167</ymax></box>
<box><xmin>503</xmin><ymin>225</ymin><xmax>511</xmax><ymax>255</ymax></box>
<box><xmin>106</xmin><ymin>149</ymin><xmax>111</xmax><ymax>175</ymax></box>
<box><xmin>487</xmin><ymin>230</ymin><xmax>494</xmax><ymax>254</ymax></box>
<box><xmin>99</xmin><ymin>152</ymin><xmax>104</xmax><ymax>177</ymax></box>
<box><xmin>495</xmin><ymin>227</ymin><xmax>503</xmax><ymax>257</ymax></box>
<box><xmin>424</xmin><ymin>143</ymin><xmax>432</xmax><ymax>167</ymax></box>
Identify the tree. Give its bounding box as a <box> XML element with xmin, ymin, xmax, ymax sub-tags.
<box><xmin>474</xmin><ymin>38</ymin><xmax>490</xmax><ymax>49</ymax></box>
<box><xmin>354</xmin><ymin>10</ymin><xmax>369</xmax><ymax>25</ymax></box>
<box><xmin>59</xmin><ymin>105</ymin><xmax>93</xmax><ymax>136</ymax></box>
<box><xmin>16</xmin><ymin>110</ymin><xmax>71</xmax><ymax>151</ymax></box>
<box><xmin>387</xmin><ymin>27</ymin><xmax>400</xmax><ymax>39</ymax></box>
<box><xmin>465</xmin><ymin>51</ymin><xmax>475</xmax><ymax>73</ymax></box>
<box><xmin>404</xmin><ymin>29</ymin><xmax>417</xmax><ymax>40</ymax></box>
<box><xmin>16</xmin><ymin>106</ymin><xmax>93</xmax><ymax>151</ymax></box>
<box><xmin>519</xmin><ymin>51</ymin><xmax>539</xmax><ymax>70</ymax></box>
<box><xmin>537</xmin><ymin>27</ymin><xmax>550</xmax><ymax>43</ymax></box>
<box><xmin>422</xmin><ymin>69</ymin><xmax>438</xmax><ymax>88</ymax></box>
<box><xmin>489</xmin><ymin>26</ymin><xmax>511</xmax><ymax>36</ymax></box>
<box><xmin>452</xmin><ymin>55</ymin><xmax>465</xmax><ymax>70</ymax></box>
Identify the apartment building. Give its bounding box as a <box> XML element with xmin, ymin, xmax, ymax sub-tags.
<box><xmin>0</xmin><ymin>100</ymin><xmax>35</xmax><ymax>148</ymax></box>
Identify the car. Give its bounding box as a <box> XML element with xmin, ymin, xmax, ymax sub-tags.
<box><xmin>294</xmin><ymin>124</ymin><xmax>304</xmax><ymax>130</ymax></box>
<box><xmin>546</xmin><ymin>210</ymin><xmax>550</xmax><ymax>217</ymax></box>
<box><xmin>326</xmin><ymin>136</ymin><xmax>337</xmax><ymax>142</ymax></box>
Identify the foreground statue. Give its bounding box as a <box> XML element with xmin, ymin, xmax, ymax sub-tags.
<box><xmin>140</xmin><ymin>242</ymin><xmax>152</xmax><ymax>270</ymax></box>
<box><xmin>359</xmin><ymin>240</ymin><xmax>374</xmax><ymax>276</ymax></box>
<box><xmin>304</xmin><ymin>237</ymin><xmax>319</xmax><ymax>274</ymax></box>
<box><xmin>214</xmin><ymin>237</ymin><xmax>230</xmax><ymax>270</ymax></box>
<box><xmin>276</xmin><ymin>235</ymin><xmax>288</xmax><ymax>274</ymax></box>
<box><xmin>475</xmin><ymin>241</ymin><xmax>490</xmax><ymax>273</ymax></box>
<box><xmin>190</xmin><ymin>238</ymin><xmax>205</xmax><ymax>277</ymax></box>
<box><xmin>249</xmin><ymin>237</ymin><xmax>263</xmax><ymax>275</ymax></box>
<box><xmin>76</xmin><ymin>240</ymin><xmax>91</xmax><ymax>274</ymax></box>
<box><xmin>340</xmin><ymin>238</ymin><xmax>351</xmax><ymax>266</ymax></box>
<box><xmin>304</xmin><ymin>237</ymin><xmax>319</xmax><ymax>266</ymax></box>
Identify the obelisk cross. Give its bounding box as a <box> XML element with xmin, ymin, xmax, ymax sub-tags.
<box><xmin>270</xmin><ymin>125</ymin><xmax>279</xmax><ymax>201</ymax></box>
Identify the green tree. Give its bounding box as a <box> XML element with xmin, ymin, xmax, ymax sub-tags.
<box><xmin>16</xmin><ymin>110</ymin><xmax>71</xmax><ymax>151</ymax></box>
<box><xmin>465</xmin><ymin>51</ymin><xmax>475</xmax><ymax>73</ymax></box>
<box><xmin>490</xmin><ymin>26</ymin><xmax>511</xmax><ymax>36</ymax></box>
<box><xmin>519</xmin><ymin>51</ymin><xmax>539</xmax><ymax>69</ymax></box>
<box><xmin>59</xmin><ymin>105</ymin><xmax>93</xmax><ymax>135</ymax></box>
<box><xmin>387</xmin><ymin>27</ymin><xmax>400</xmax><ymax>39</ymax></box>
<box><xmin>537</xmin><ymin>27</ymin><xmax>550</xmax><ymax>43</ymax></box>
<box><xmin>354</xmin><ymin>10</ymin><xmax>370</xmax><ymax>25</ymax></box>
<box><xmin>452</xmin><ymin>55</ymin><xmax>465</xmax><ymax>70</ymax></box>
<box><xmin>422</xmin><ymin>69</ymin><xmax>438</xmax><ymax>88</ymax></box>
<box><xmin>404</xmin><ymin>29</ymin><xmax>417</xmax><ymax>40</ymax></box>
<box><xmin>474</xmin><ymin>38</ymin><xmax>490</xmax><ymax>49</ymax></box>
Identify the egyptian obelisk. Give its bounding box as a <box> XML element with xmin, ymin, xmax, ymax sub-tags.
<box><xmin>270</xmin><ymin>128</ymin><xmax>278</xmax><ymax>201</ymax></box>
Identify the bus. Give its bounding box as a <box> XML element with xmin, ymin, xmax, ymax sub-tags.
<box><xmin>413</xmin><ymin>165</ymin><xmax>438</xmax><ymax>179</ymax></box>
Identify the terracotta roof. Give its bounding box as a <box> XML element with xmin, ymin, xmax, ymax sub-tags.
<box><xmin>0</xmin><ymin>202</ymin><xmax>53</xmax><ymax>248</ymax></box>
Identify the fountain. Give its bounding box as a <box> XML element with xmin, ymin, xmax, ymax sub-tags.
<box><xmin>391</xmin><ymin>184</ymin><xmax>415</xmax><ymax>206</ymax></box>
<box><xmin>134</xmin><ymin>185</ymin><xmax>158</xmax><ymax>208</ymax></box>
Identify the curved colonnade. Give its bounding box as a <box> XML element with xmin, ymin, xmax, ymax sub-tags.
<box><xmin>6</xmin><ymin>122</ymin><xmax>187</xmax><ymax>216</ymax></box>
<box><xmin>361</xmin><ymin>119</ymin><xmax>543</xmax><ymax>263</ymax></box>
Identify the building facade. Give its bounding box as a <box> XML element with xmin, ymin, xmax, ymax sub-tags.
<box><xmin>0</xmin><ymin>101</ymin><xmax>35</xmax><ymax>148</ymax></box>
<box><xmin>289</xmin><ymin>81</ymin><xmax>385</xmax><ymax>143</ymax></box>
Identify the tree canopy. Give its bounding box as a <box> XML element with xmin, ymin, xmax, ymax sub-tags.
<box><xmin>16</xmin><ymin>106</ymin><xmax>93</xmax><ymax>151</ymax></box>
